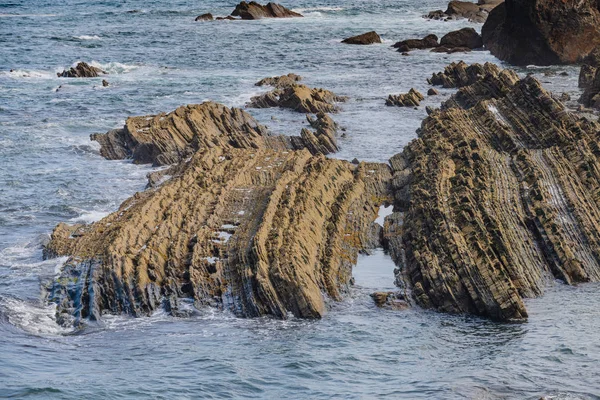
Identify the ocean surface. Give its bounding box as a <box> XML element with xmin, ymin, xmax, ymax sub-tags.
<box><xmin>0</xmin><ymin>0</ymin><xmax>598</xmax><ymax>398</ymax></box>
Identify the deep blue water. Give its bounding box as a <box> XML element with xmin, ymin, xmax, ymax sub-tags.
<box><xmin>0</xmin><ymin>1</ymin><xmax>598</xmax><ymax>398</ymax></box>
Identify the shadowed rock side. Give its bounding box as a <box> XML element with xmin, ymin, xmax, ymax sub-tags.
<box><xmin>387</xmin><ymin>69</ymin><xmax>600</xmax><ymax>321</ymax></box>
<box><xmin>57</xmin><ymin>62</ymin><xmax>106</xmax><ymax>78</ymax></box>
<box><xmin>90</xmin><ymin>102</ymin><xmax>343</xmax><ymax>166</ymax></box>
<box><xmin>248</xmin><ymin>75</ymin><xmax>347</xmax><ymax>113</ymax></box>
<box><xmin>44</xmin><ymin>149</ymin><xmax>391</xmax><ymax>327</ymax></box>
<box><xmin>482</xmin><ymin>0</ymin><xmax>600</xmax><ymax>65</ymax></box>
<box><xmin>231</xmin><ymin>2</ymin><xmax>302</xmax><ymax>19</ymax></box>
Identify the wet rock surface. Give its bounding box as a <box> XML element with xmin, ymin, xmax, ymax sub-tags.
<box><xmin>426</xmin><ymin>0</ymin><xmax>503</xmax><ymax>23</ymax></box>
<box><xmin>195</xmin><ymin>13</ymin><xmax>214</xmax><ymax>21</ymax></box>
<box><xmin>482</xmin><ymin>0</ymin><xmax>600</xmax><ymax>65</ymax></box>
<box><xmin>385</xmin><ymin>89</ymin><xmax>425</xmax><ymax>107</ymax></box>
<box><xmin>393</xmin><ymin>34</ymin><xmax>439</xmax><ymax>52</ymax></box>
<box><xmin>341</xmin><ymin>31</ymin><xmax>382</xmax><ymax>45</ymax></box>
<box><xmin>57</xmin><ymin>62</ymin><xmax>106</xmax><ymax>78</ymax></box>
<box><xmin>387</xmin><ymin>64</ymin><xmax>600</xmax><ymax>321</ymax></box>
<box><xmin>230</xmin><ymin>1</ymin><xmax>302</xmax><ymax>19</ymax></box>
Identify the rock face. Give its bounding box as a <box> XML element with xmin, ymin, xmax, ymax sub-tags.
<box><xmin>195</xmin><ymin>13</ymin><xmax>214</xmax><ymax>21</ymax></box>
<box><xmin>579</xmin><ymin>68</ymin><xmax>600</xmax><ymax>109</ymax></box>
<box><xmin>387</xmin><ymin>64</ymin><xmax>600</xmax><ymax>321</ymax></box>
<box><xmin>393</xmin><ymin>34</ymin><xmax>439</xmax><ymax>52</ymax></box>
<box><xmin>230</xmin><ymin>2</ymin><xmax>302</xmax><ymax>19</ymax></box>
<box><xmin>248</xmin><ymin>75</ymin><xmax>347</xmax><ymax>113</ymax></box>
<box><xmin>57</xmin><ymin>62</ymin><xmax>106</xmax><ymax>78</ymax></box>
<box><xmin>44</xmin><ymin>103</ymin><xmax>392</xmax><ymax>327</ymax></box>
<box><xmin>482</xmin><ymin>0</ymin><xmax>600</xmax><ymax>65</ymax></box>
<box><xmin>385</xmin><ymin>89</ymin><xmax>425</xmax><ymax>107</ymax></box>
<box><xmin>341</xmin><ymin>31</ymin><xmax>382</xmax><ymax>45</ymax></box>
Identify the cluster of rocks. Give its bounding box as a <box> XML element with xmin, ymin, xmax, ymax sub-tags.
<box><xmin>195</xmin><ymin>1</ymin><xmax>302</xmax><ymax>21</ymax></box>
<box><xmin>248</xmin><ymin>74</ymin><xmax>347</xmax><ymax>113</ymax></box>
<box><xmin>426</xmin><ymin>0</ymin><xmax>504</xmax><ymax>23</ymax></box>
<box><xmin>385</xmin><ymin>89</ymin><xmax>425</xmax><ymax>107</ymax></box>
<box><xmin>57</xmin><ymin>62</ymin><xmax>106</xmax><ymax>78</ymax></box>
<box><xmin>393</xmin><ymin>28</ymin><xmax>483</xmax><ymax>54</ymax></box>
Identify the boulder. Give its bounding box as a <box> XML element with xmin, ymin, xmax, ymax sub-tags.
<box><xmin>427</xmin><ymin>88</ymin><xmax>439</xmax><ymax>96</ymax></box>
<box><xmin>440</xmin><ymin>27</ymin><xmax>483</xmax><ymax>49</ymax></box>
<box><xmin>341</xmin><ymin>31</ymin><xmax>382</xmax><ymax>45</ymax></box>
<box><xmin>57</xmin><ymin>62</ymin><xmax>106</xmax><ymax>78</ymax></box>
<box><xmin>385</xmin><ymin>89</ymin><xmax>425</xmax><ymax>107</ymax></box>
<box><xmin>482</xmin><ymin>0</ymin><xmax>600</xmax><ymax>65</ymax></box>
<box><xmin>392</xmin><ymin>34</ymin><xmax>439</xmax><ymax>52</ymax></box>
<box><xmin>195</xmin><ymin>13</ymin><xmax>214</xmax><ymax>21</ymax></box>
<box><xmin>425</xmin><ymin>0</ymin><xmax>503</xmax><ymax>22</ymax></box>
<box><xmin>230</xmin><ymin>2</ymin><xmax>302</xmax><ymax>19</ymax></box>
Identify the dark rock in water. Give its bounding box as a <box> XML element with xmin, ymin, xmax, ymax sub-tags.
<box><xmin>102</xmin><ymin>79</ymin><xmax>109</xmax><ymax>87</ymax></box>
<box><xmin>248</xmin><ymin>74</ymin><xmax>347</xmax><ymax>113</ymax></box>
<box><xmin>559</xmin><ymin>92</ymin><xmax>571</xmax><ymax>102</ymax></box>
<box><xmin>393</xmin><ymin>34</ymin><xmax>439</xmax><ymax>51</ymax></box>
<box><xmin>387</xmin><ymin>63</ymin><xmax>600</xmax><ymax>322</ymax></box>
<box><xmin>482</xmin><ymin>0</ymin><xmax>600</xmax><ymax>65</ymax></box>
<box><xmin>386</xmin><ymin>89</ymin><xmax>424</xmax><ymax>107</ymax></box>
<box><xmin>342</xmin><ymin>31</ymin><xmax>382</xmax><ymax>45</ymax></box>
<box><xmin>216</xmin><ymin>16</ymin><xmax>238</xmax><ymax>20</ymax></box>
<box><xmin>231</xmin><ymin>1</ymin><xmax>302</xmax><ymax>19</ymax></box>
<box><xmin>425</xmin><ymin>0</ymin><xmax>503</xmax><ymax>23</ymax></box>
<box><xmin>195</xmin><ymin>13</ymin><xmax>214</xmax><ymax>21</ymax></box>
<box><xmin>440</xmin><ymin>27</ymin><xmax>483</xmax><ymax>49</ymax></box>
<box><xmin>371</xmin><ymin>292</ymin><xmax>409</xmax><ymax>310</ymax></box>
<box><xmin>427</xmin><ymin>88</ymin><xmax>439</xmax><ymax>96</ymax></box>
<box><xmin>57</xmin><ymin>62</ymin><xmax>106</xmax><ymax>78</ymax></box>
<box><xmin>431</xmin><ymin>45</ymin><xmax>472</xmax><ymax>54</ymax></box>
<box><xmin>579</xmin><ymin>68</ymin><xmax>600</xmax><ymax>109</ymax></box>
<box><xmin>579</xmin><ymin>65</ymin><xmax>597</xmax><ymax>89</ymax></box>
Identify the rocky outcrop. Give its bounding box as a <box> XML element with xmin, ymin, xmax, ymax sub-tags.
<box><xmin>371</xmin><ymin>292</ymin><xmax>409</xmax><ymax>310</ymax></box>
<box><xmin>482</xmin><ymin>0</ymin><xmax>600</xmax><ymax>65</ymax></box>
<box><xmin>426</xmin><ymin>0</ymin><xmax>503</xmax><ymax>23</ymax></box>
<box><xmin>57</xmin><ymin>62</ymin><xmax>106</xmax><ymax>78</ymax></box>
<box><xmin>44</xmin><ymin>102</ymin><xmax>392</xmax><ymax>327</ymax></box>
<box><xmin>341</xmin><ymin>31</ymin><xmax>382</xmax><ymax>45</ymax></box>
<box><xmin>385</xmin><ymin>89</ymin><xmax>425</xmax><ymax>107</ymax></box>
<box><xmin>439</xmin><ymin>28</ymin><xmax>483</xmax><ymax>49</ymax></box>
<box><xmin>230</xmin><ymin>2</ymin><xmax>302</xmax><ymax>19</ymax></box>
<box><xmin>248</xmin><ymin>76</ymin><xmax>347</xmax><ymax>113</ymax></box>
<box><xmin>195</xmin><ymin>13</ymin><xmax>214</xmax><ymax>21</ymax></box>
<box><xmin>579</xmin><ymin>68</ymin><xmax>600</xmax><ymax>109</ymax></box>
<box><xmin>387</xmin><ymin>65</ymin><xmax>600</xmax><ymax>321</ymax></box>
<box><xmin>393</xmin><ymin>34</ymin><xmax>439</xmax><ymax>52</ymax></box>
<box><xmin>428</xmin><ymin>61</ymin><xmax>502</xmax><ymax>88</ymax></box>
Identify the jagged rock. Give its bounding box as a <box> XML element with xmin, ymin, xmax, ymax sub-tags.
<box><xmin>57</xmin><ymin>62</ymin><xmax>106</xmax><ymax>78</ymax></box>
<box><xmin>195</xmin><ymin>13</ymin><xmax>214</xmax><ymax>21</ymax></box>
<box><xmin>102</xmin><ymin>79</ymin><xmax>109</xmax><ymax>87</ymax></box>
<box><xmin>230</xmin><ymin>2</ymin><xmax>302</xmax><ymax>19</ymax></box>
<box><xmin>482</xmin><ymin>0</ymin><xmax>600</xmax><ymax>65</ymax></box>
<box><xmin>425</xmin><ymin>0</ymin><xmax>503</xmax><ymax>22</ymax></box>
<box><xmin>371</xmin><ymin>292</ymin><xmax>409</xmax><ymax>310</ymax></box>
<box><xmin>388</xmin><ymin>66</ymin><xmax>600</xmax><ymax>321</ymax></box>
<box><xmin>579</xmin><ymin>65</ymin><xmax>597</xmax><ymax>89</ymax></box>
<box><xmin>302</xmin><ymin>112</ymin><xmax>339</xmax><ymax>155</ymax></box>
<box><xmin>386</xmin><ymin>89</ymin><xmax>425</xmax><ymax>107</ymax></box>
<box><xmin>248</xmin><ymin>82</ymin><xmax>347</xmax><ymax>113</ymax></box>
<box><xmin>427</xmin><ymin>88</ymin><xmax>439</xmax><ymax>96</ymax></box>
<box><xmin>559</xmin><ymin>92</ymin><xmax>571</xmax><ymax>102</ymax></box>
<box><xmin>393</xmin><ymin>34</ymin><xmax>439</xmax><ymax>52</ymax></box>
<box><xmin>44</xmin><ymin>102</ymin><xmax>393</xmax><ymax>327</ymax></box>
<box><xmin>341</xmin><ymin>31</ymin><xmax>382</xmax><ymax>45</ymax></box>
<box><xmin>255</xmin><ymin>73</ymin><xmax>301</xmax><ymax>88</ymax></box>
<box><xmin>428</xmin><ymin>61</ymin><xmax>502</xmax><ymax>88</ymax></box>
<box><xmin>440</xmin><ymin>28</ymin><xmax>483</xmax><ymax>49</ymax></box>
<box><xmin>579</xmin><ymin>68</ymin><xmax>600</xmax><ymax>109</ymax></box>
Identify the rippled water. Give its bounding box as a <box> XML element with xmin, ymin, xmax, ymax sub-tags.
<box><xmin>0</xmin><ymin>0</ymin><xmax>598</xmax><ymax>398</ymax></box>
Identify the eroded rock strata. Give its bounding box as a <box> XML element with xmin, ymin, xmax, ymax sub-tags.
<box><xmin>388</xmin><ymin>67</ymin><xmax>600</xmax><ymax>321</ymax></box>
<box><xmin>482</xmin><ymin>0</ymin><xmax>600</xmax><ymax>65</ymax></box>
<box><xmin>230</xmin><ymin>2</ymin><xmax>302</xmax><ymax>19</ymax></box>
<box><xmin>57</xmin><ymin>62</ymin><xmax>106</xmax><ymax>78</ymax></box>
<box><xmin>385</xmin><ymin>89</ymin><xmax>425</xmax><ymax>107</ymax></box>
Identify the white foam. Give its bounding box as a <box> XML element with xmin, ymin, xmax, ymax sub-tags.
<box><xmin>292</xmin><ymin>6</ymin><xmax>344</xmax><ymax>12</ymax></box>
<box><xmin>74</xmin><ymin>35</ymin><xmax>101</xmax><ymax>40</ymax></box>
<box><xmin>89</xmin><ymin>61</ymin><xmax>139</xmax><ymax>74</ymax></box>
<box><xmin>69</xmin><ymin>209</ymin><xmax>110</xmax><ymax>224</ymax></box>
<box><xmin>0</xmin><ymin>297</ymin><xmax>72</xmax><ymax>336</ymax></box>
<box><xmin>2</xmin><ymin>69</ymin><xmax>55</xmax><ymax>79</ymax></box>
<box><xmin>375</xmin><ymin>205</ymin><xmax>393</xmax><ymax>226</ymax></box>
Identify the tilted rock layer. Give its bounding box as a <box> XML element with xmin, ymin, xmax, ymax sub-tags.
<box><xmin>388</xmin><ymin>67</ymin><xmax>600</xmax><ymax>321</ymax></box>
<box><xmin>57</xmin><ymin>62</ymin><xmax>105</xmax><ymax>78</ymax></box>
<box><xmin>482</xmin><ymin>0</ymin><xmax>600</xmax><ymax>65</ymax></box>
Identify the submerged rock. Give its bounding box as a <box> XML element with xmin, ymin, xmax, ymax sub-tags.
<box><xmin>388</xmin><ymin>64</ymin><xmax>600</xmax><ymax>321</ymax></box>
<box><xmin>255</xmin><ymin>73</ymin><xmax>301</xmax><ymax>88</ymax></box>
<box><xmin>230</xmin><ymin>2</ymin><xmax>302</xmax><ymax>19</ymax></box>
<box><xmin>341</xmin><ymin>31</ymin><xmax>382</xmax><ymax>45</ymax></box>
<box><xmin>482</xmin><ymin>0</ymin><xmax>600</xmax><ymax>65</ymax></box>
<box><xmin>195</xmin><ymin>13</ymin><xmax>214</xmax><ymax>21</ymax></box>
<box><xmin>385</xmin><ymin>89</ymin><xmax>425</xmax><ymax>107</ymax></box>
<box><xmin>57</xmin><ymin>62</ymin><xmax>106</xmax><ymax>78</ymax></box>
<box><xmin>393</xmin><ymin>34</ymin><xmax>439</xmax><ymax>52</ymax></box>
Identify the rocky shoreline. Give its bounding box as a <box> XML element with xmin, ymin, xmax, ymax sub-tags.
<box><xmin>34</xmin><ymin>0</ymin><xmax>600</xmax><ymax>328</ymax></box>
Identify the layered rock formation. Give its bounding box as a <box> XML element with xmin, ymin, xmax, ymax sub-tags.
<box><xmin>428</xmin><ymin>61</ymin><xmax>503</xmax><ymax>88</ymax></box>
<box><xmin>44</xmin><ymin>102</ymin><xmax>392</xmax><ymax>327</ymax></box>
<box><xmin>248</xmin><ymin>75</ymin><xmax>347</xmax><ymax>113</ymax></box>
<box><xmin>387</xmin><ymin>64</ymin><xmax>600</xmax><ymax>321</ymax></box>
<box><xmin>341</xmin><ymin>31</ymin><xmax>382</xmax><ymax>45</ymax></box>
<box><xmin>482</xmin><ymin>0</ymin><xmax>600</xmax><ymax>65</ymax></box>
<box><xmin>230</xmin><ymin>2</ymin><xmax>302</xmax><ymax>19</ymax></box>
<box><xmin>385</xmin><ymin>89</ymin><xmax>425</xmax><ymax>107</ymax></box>
<box><xmin>57</xmin><ymin>62</ymin><xmax>106</xmax><ymax>78</ymax></box>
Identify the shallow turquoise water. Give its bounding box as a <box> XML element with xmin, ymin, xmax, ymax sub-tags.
<box><xmin>0</xmin><ymin>1</ymin><xmax>598</xmax><ymax>398</ymax></box>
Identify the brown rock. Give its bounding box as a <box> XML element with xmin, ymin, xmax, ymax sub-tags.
<box><xmin>482</xmin><ymin>0</ymin><xmax>600</xmax><ymax>65</ymax></box>
<box><xmin>195</xmin><ymin>13</ymin><xmax>214</xmax><ymax>21</ymax></box>
<box><xmin>230</xmin><ymin>2</ymin><xmax>302</xmax><ymax>19</ymax></box>
<box><xmin>101</xmin><ymin>79</ymin><xmax>109</xmax><ymax>87</ymax></box>
<box><xmin>440</xmin><ymin>27</ymin><xmax>483</xmax><ymax>49</ymax></box>
<box><xmin>342</xmin><ymin>31</ymin><xmax>382</xmax><ymax>45</ymax></box>
<box><xmin>57</xmin><ymin>62</ymin><xmax>106</xmax><ymax>78</ymax></box>
<box><xmin>215</xmin><ymin>16</ymin><xmax>238</xmax><ymax>20</ymax></box>
<box><xmin>428</xmin><ymin>61</ymin><xmax>502</xmax><ymax>88</ymax></box>
<box><xmin>427</xmin><ymin>88</ymin><xmax>439</xmax><ymax>96</ymax></box>
<box><xmin>579</xmin><ymin>64</ymin><xmax>598</xmax><ymax>89</ymax></box>
<box><xmin>248</xmin><ymin>80</ymin><xmax>347</xmax><ymax>113</ymax></box>
<box><xmin>255</xmin><ymin>73</ymin><xmax>301</xmax><ymax>88</ymax></box>
<box><xmin>371</xmin><ymin>292</ymin><xmax>409</xmax><ymax>310</ymax></box>
<box><xmin>385</xmin><ymin>89</ymin><xmax>425</xmax><ymax>107</ymax></box>
<box><xmin>579</xmin><ymin>68</ymin><xmax>600</xmax><ymax>109</ymax></box>
<box><xmin>393</xmin><ymin>34</ymin><xmax>439</xmax><ymax>51</ymax></box>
